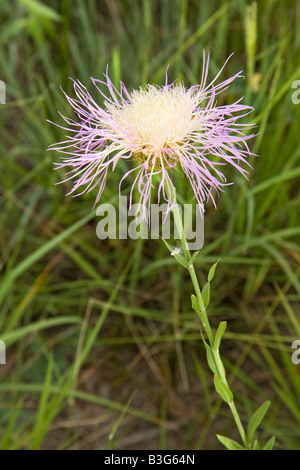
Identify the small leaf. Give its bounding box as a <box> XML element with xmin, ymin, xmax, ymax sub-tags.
<box><xmin>214</xmin><ymin>375</ymin><xmax>233</xmax><ymax>404</ymax></box>
<box><xmin>202</xmin><ymin>282</ymin><xmax>210</xmax><ymax>308</ymax></box>
<box><xmin>173</xmin><ymin>253</ymin><xmax>189</xmax><ymax>268</ymax></box>
<box><xmin>161</xmin><ymin>238</ymin><xmax>189</xmax><ymax>268</ymax></box>
<box><xmin>216</xmin><ymin>434</ymin><xmax>245</xmax><ymax>450</ymax></box>
<box><xmin>208</xmin><ymin>259</ymin><xmax>220</xmax><ymax>282</ymax></box>
<box><xmin>247</xmin><ymin>401</ymin><xmax>271</xmax><ymax>443</ymax></box>
<box><xmin>191</xmin><ymin>294</ymin><xmax>200</xmax><ymax>313</ymax></box>
<box><xmin>263</xmin><ymin>436</ymin><xmax>275</xmax><ymax>450</ymax></box>
<box><xmin>161</xmin><ymin>237</ymin><xmax>175</xmax><ymax>253</ymax></box>
<box><xmin>190</xmin><ymin>250</ymin><xmax>200</xmax><ymax>265</ymax></box>
<box><xmin>252</xmin><ymin>440</ymin><xmax>260</xmax><ymax>450</ymax></box>
<box><xmin>214</xmin><ymin>321</ymin><xmax>227</xmax><ymax>351</ymax></box>
<box><xmin>191</xmin><ymin>294</ymin><xmax>207</xmax><ymax>325</ymax></box>
<box><xmin>201</xmin><ymin>336</ymin><xmax>218</xmax><ymax>375</ymax></box>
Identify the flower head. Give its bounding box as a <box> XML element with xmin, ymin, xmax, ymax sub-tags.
<box><xmin>49</xmin><ymin>52</ymin><xmax>255</xmax><ymax>220</ymax></box>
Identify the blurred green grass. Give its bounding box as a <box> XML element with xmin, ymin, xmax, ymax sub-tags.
<box><xmin>0</xmin><ymin>0</ymin><xmax>300</xmax><ymax>450</ymax></box>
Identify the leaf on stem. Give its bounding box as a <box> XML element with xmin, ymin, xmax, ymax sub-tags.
<box><xmin>252</xmin><ymin>440</ymin><xmax>260</xmax><ymax>450</ymax></box>
<box><xmin>214</xmin><ymin>321</ymin><xmax>227</xmax><ymax>351</ymax></box>
<box><xmin>190</xmin><ymin>250</ymin><xmax>200</xmax><ymax>265</ymax></box>
<box><xmin>263</xmin><ymin>436</ymin><xmax>275</xmax><ymax>450</ymax></box>
<box><xmin>161</xmin><ymin>238</ymin><xmax>189</xmax><ymax>268</ymax></box>
<box><xmin>208</xmin><ymin>259</ymin><xmax>221</xmax><ymax>282</ymax></box>
<box><xmin>216</xmin><ymin>434</ymin><xmax>245</xmax><ymax>450</ymax></box>
<box><xmin>202</xmin><ymin>282</ymin><xmax>210</xmax><ymax>308</ymax></box>
<box><xmin>247</xmin><ymin>400</ymin><xmax>271</xmax><ymax>444</ymax></box>
<box><xmin>191</xmin><ymin>294</ymin><xmax>200</xmax><ymax>313</ymax></box>
<box><xmin>214</xmin><ymin>374</ymin><xmax>233</xmax><ymax>404</ymax></box>
<box><xmin>201</xmin><ymin>334</ymin><xmax>218</xmax><ymax>375</ymax></box>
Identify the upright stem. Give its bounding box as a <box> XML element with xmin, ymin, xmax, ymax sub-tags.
<box><xmin>188</xmin><ymin>263</ymin><xmax>214</xmax><ymax>346</ymax></box>
<box><xmin>170</xmin><ymin>201</ymin><xmax>249</xmax><ymax>449</ymax></box>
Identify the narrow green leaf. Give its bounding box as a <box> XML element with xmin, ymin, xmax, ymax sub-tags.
<box><xmin>247</xmin><ymin>401</ymin><xmax>271</xmax><ymax>443</ymax></box>
<box><xmin>1</xmin><ymin>317</ymin><xmax>82</xmax><ymax>347</ymax></box>
<box><xmin>161</xmin><ymin>237</ymin><xmax>176</xmax><ymax>254</ymax></box>
<box><xmin>216</xmin><ymin>434</ymin><xmax>245</xmax><ymax>450</ymax></box>
<box><xmin>108</xmin><ymin>393</ymin><xmax>134</xmax><ymax>449</ymax></box>
<box><xmin>201</xmin><ymin>336</ymin><xmax>218</xmax><ymax>375</ymax></box>
<box><xmin>173</xmin><ymin>253</ymin><xmax>189</xmax><ymax>268</ymax></box>
<box><xmin>214</xmin><ymin>321</ymin><xmax>227</xmax><ymax>351</ymax></box>
<box><xmin>190</xmin><ymin>250</ymin><xmax>200</xmax><ymax>265</ymax></box>
<box><xmin>191</xmin><ymin>294</ymin><xmax>200</xmax><ymax>313</ymax></box>
<box><xmin>214</xmin><ymin>375</ymin><xmax>233</xmax><ymax>404</ymax></box>
<box><xmin>252</xmin><ymin>440</ymin><xmax>260</xmax><ymax>450</ymax></box>
<box><xmin>20</xmin><ymin>0</ymin><xmax>61</xmax><ymax>21</ymax></box>
<box><xmin>202</xmin><ymin>282</ymin><xmax>210</xmax><ymax>308</ymax></box>
<box><xmin>208</xmin><ymin>259</ymin><xmax>220</xmax><ymax>282</ymax></box>
<box><xmin>30</xmin><ymin>356</ymin><xmax>53</xmax><ymax>449</ymax></box>
<box><xmin>263</xmin><ymin>436</ymin><xmax>275</xmax><ymax>450</ymax></box>
<box><xmin>191</xmin><ymin>294</ymin><xmax>207</xmax><ymax>325</ymax></box>
<box><xmin>0</xmin><ymin>398</ymin><xmax>24</xmax><ymax>447</ymax></box>
<box><xmin>0</xmin><ymin>210</ymin><xmax>95</xmax><ymax>306</ymax></box>
<box><xmin>161</xmin><ymin>239</ymin><xmax>189</xmax><ymax>268</ymax></box>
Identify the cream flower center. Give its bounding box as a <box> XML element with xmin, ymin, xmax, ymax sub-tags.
<box><xmin>106</xmin><ymin>84</ymin><xmax>199</xmax><ymax>166</ymax></box>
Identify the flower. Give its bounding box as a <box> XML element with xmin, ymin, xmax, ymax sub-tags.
<box><xmin>48</xmin><ymin>52</ymin><xmax>255</xmax><ymax>221</ymax></box>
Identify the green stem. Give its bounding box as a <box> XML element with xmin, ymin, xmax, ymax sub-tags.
<box><xmin>188</xmin><ymin>263</ymin><xmax>214</xmax><ymax>346</ymax></box>
<box><xmin>170</xmin><ymin>201</ymin><xmax>250</xmax><ymax>449</ymax></box>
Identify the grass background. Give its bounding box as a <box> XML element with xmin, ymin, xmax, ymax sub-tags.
<box><xmin>0</xmin><ymin>0</ymin><xmax>300</xmax><ymax>450</ymax></box>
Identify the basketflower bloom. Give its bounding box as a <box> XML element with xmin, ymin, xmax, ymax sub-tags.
<box><xmin>49</xmin><ymin>52</ymin><xmax>255</xmax><ymax>221</ymax></box>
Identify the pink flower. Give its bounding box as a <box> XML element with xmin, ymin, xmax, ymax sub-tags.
<box><xmin>48</xmin><ymin>52</ymin><xmax>255</xmax><ymax>220</ymax></box>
